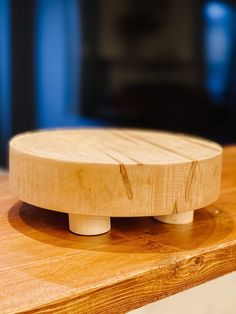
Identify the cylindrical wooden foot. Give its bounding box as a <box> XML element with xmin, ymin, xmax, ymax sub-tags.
<box><xmin>69</xmin><ymin>214</ymin><xmax>111</xmax><ymax>235</ymax></box>
<box><xmin>154</xmin><ymin>210</ymin><xmax>194</xmax><ymax>224</ymax></box>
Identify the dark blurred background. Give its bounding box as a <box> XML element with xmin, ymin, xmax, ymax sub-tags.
<box><xmin>1</xmin><ymin>0</ymin><xmax>236</xmax><ymax>166</ymax></box>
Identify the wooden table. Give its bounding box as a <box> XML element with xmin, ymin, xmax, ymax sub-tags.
<box><xmin>0</xmin><ymin>146</ymin><xmax>236</xmax><ymax>313</ymax></box>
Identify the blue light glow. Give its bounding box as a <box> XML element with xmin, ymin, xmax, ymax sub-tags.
<box><xmin>204</xmin><ymin>2</ymin><xmax>235</xmax><ymax>103</ymax></box>
<box><xmin>0</xmin><ymin>0</ymin><xmax>11</xmax><ymax>158</ymax></box>
<box><xmin>35</xmin><ymin>0</ymin><xmax>99</xmax><ymax>128</ymax></box>
<box><xmin>205</xmin><ymin>2</ymin><xmax>228</xmax><ymax>19</ymax></box>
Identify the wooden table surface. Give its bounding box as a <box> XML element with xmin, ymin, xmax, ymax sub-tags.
<box><xmin>1</xmin><ymin>146</ymin><xmax>236</xmax><ymax>313</ymax></box>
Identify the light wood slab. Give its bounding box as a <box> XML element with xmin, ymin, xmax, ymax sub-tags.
<box><xmin>9</xmin><ymin>129</ymin><xmax>222</xmax><ymax>234</ymax></box>
<box><xmin>0</xmin><ymin>146</ymin><xmax>236</xmax><ymax>313</ymax></box>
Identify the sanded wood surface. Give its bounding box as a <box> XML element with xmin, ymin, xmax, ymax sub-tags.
<box><xmin>0</xmin><ymin>145</ymin><xmax>236</xmax><ymax>313</ymax></box>
<box><xmin>9</xmin><ymin>129</ymin><xmax>222</xmax><ymax>216</ymax></box>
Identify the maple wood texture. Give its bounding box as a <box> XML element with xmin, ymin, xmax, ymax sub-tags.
<box><xmin>9</xmin><ymin>129</ymin><xmax>222</xmax><ymax>217</ymax></box>
<box><xmin>0</xmin><ymin>145</ymin><xmax>236</xmax><ymax>313</ymax></box>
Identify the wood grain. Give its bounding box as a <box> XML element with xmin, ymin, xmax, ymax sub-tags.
<box><xmin>9</xmin><ymin>129</ymin><xmax>222</xmax><ymax>217</ymax></box>
<box><xmin>0</xmin><ymin>145</ymin><xmax>236</xmax><ymax>313</ymax></box>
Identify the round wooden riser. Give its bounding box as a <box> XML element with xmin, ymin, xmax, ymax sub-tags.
<box><xmin>9</xmin><ymin>128</ymin><xmax>222</xmax><ymax>235</ymax></box>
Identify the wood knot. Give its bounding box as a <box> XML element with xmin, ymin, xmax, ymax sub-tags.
<box><xmin>194</xmin><ymin>256</ymin><xmax>204</xmax><ymax>265</ymax></box>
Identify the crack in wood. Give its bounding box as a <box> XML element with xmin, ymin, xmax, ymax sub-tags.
<box><xmin>108</xmin><ymin>131</ymin><xmax>143</xmax><ymax>165</ymax></box>
<box><xmin>181</xmin><ymin>137</ymin><xmax>222</xmax><ymax>153</ymax></box>
<box><xmin>105</xmin><ymin>153</ymin><xmax>133</xmax><ymax>200</ymax></box>
<box><xmin>119</xmin><ymin>164</ymin><xmax>133</xmax><ymax>200</ymax></box>
<box><xmin>105</xmin><ymin>152</ymin><xmax>120</xmax><ymax>164</ymax></box>
<box><xmin>128</xmin><ymin>133</ymin><xmax>192</xmax><ymax>160</ymax></box>
<box><xmin>185</xmin><ymin>160</ymin><xmax>198</xmax><ymax>201</ymax></box>
<box><xmin>172</xmin><ymin>200</ymin><xmax>178</xmax><ymax>214</ymax></box>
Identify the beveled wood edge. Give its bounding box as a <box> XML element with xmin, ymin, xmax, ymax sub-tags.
<box><xmin>18</xmin><ymin>243</ymin><xmax>236</xmax><ymax>314</ymax></box>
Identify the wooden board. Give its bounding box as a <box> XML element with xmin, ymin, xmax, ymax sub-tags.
<box><xmin>0</xmin><ymin>145</ymin><xmax>236</xmax><ymax>313</ymax></box>
<box><xmin>9</xmin><ymin>129</ymin><xmax>222</xmax><ymax>217</ymax></box>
